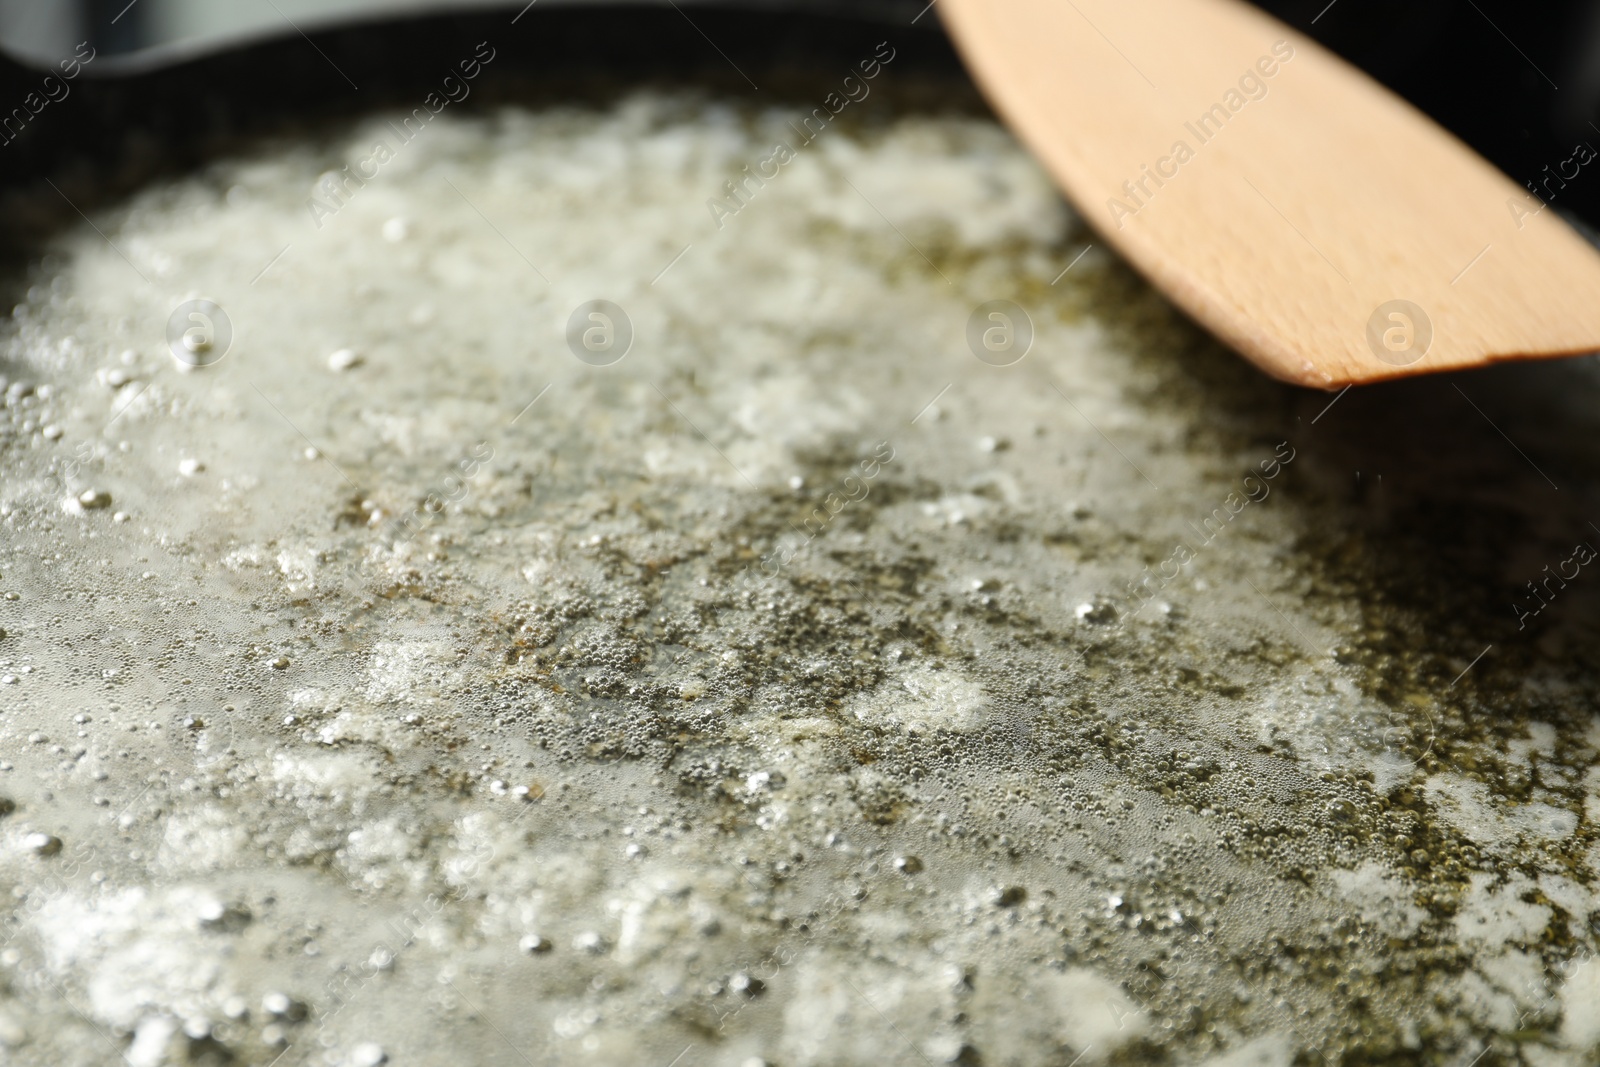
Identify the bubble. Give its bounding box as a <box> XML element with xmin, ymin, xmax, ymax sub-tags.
<box><xmin>327</xmin><ymin>347</ymin><xmax>362</xmax><ymax>372</ymax></box>
<box><xmin>168</xmin><ymin>704</ymin><xmax>236</xmax><ymax>770</ymax></box>
<box><xmin>22</xmin><ymin>832</ymin><xmax>61</xmax><ymax>856</ymax></box>
<box><xmin>261</xmin><ymin>992</ymin><xmax>306</xmax><ymax>1022</ymax></box>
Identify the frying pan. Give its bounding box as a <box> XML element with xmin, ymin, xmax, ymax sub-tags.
<box><xmin>3</xmin><ymin>4</ymin><xmax>1600</xmax><ymax>1064</ymax></box>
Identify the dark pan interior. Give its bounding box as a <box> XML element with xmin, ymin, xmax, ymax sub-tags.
<box><xmin>7</xmin><ymin>0</ymin><xmax>1600</xmax><ymax>228</ymax></box>
<box><xmin>0</xmin><ymin>3</ymin><xmax>961</xmax><ymax>253</ymax></box>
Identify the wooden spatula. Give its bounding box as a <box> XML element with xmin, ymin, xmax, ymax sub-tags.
<box><xmin>939</xmin><ymin>0</ymin><xmax>1600</xmax><ymax>388</ymax></box>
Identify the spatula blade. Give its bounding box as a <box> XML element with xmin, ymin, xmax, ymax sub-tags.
<box><xmin>940</xmin><ymin>0</ymin><xmax>1600</xmax><ymax>387</ymax></box>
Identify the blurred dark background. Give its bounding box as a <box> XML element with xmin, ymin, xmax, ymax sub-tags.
<box><xmin>1261</xmin><ymin>0</ymin><xmax>1600</xmax><ymax>228</ymax></box>
<box><xmin>0</xmin><ymin>0</ymin><xmax>1598</xmax><ymax>227</ymax></box>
